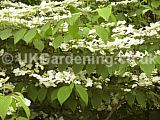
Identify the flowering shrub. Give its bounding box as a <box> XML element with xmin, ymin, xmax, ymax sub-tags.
<box><xmin>0</xmin><ymin>0</ymin><xmax>160</xmax><ymax>119</ymax></box>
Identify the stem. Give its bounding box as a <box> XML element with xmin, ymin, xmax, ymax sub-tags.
<box><xmin>105</xmin><ymin>100</ymin><xmax>125</xmax><ymax>120</ymax></box>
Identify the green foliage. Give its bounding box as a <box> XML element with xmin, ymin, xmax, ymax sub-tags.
<box><xmin>98</xmin><ymin>5</ymin><xmax>112</xmax><ymax>21</ymax></box>
<box><xmin>95</xmin><ymin>26</ymin><xmax>110</xmax><ymax>42</ymax></box>
<box><xmin>14</xmin><ymin>29</ymin><xmax>27</xmax><ymax>44</ymax></box>
<box><xmin>75</xmin><ymin>85</ymin><xmax>88</xmax><ymax>106</ymax></box>
<box><xmin>0</xmin><ymin>0</ymin><xmax>160</xmax><ymax>119</ymax></box>
<box><xmin>0</xmin><ymin>29</ymin><xmax>12</xmax><ymax>40</ymax></box>
<box><xmin>23</xmin><ymin>28</ymin><xmax>37</xmax><ymax>44</ymax></box>
<box><xmin>27</xmin><ymin>84</ymin><xmax>38</xmax><ymax>102</ymax></box>
<box><xmin>0</xmin><ymin>96</ymin><xmax>12</xmax><ymax>120</ymax></box>
<box><xmin>57</xmin><ymin>85</ymin><xmax>73</xmax><ymax>105</ymax></box>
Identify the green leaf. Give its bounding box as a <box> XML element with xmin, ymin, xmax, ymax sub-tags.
<box><xmin>33</xmin><ymin>38</ymin><xmax>44</xmax><ymax>52</ymax></box>
<box><xmin>52</xmin><ymin>20</ymin><xmax>63</xmax><ymax>35</ymax></box>
<box><xmin>155</xmin><ymin>55</ymin><xmax>160</xmax><ymax>64</ymax></box>
<box><xmin>23</xmin><ymin>28</ymin><xmax>37</xmax><ymax>44</ymax></box>
<box><xmin>41</xmin><ymin>22</ymin><xmax>51</xmax><ymax>32</ymax></box>
<box><xmin>73</xmin><ymin>63</ymin><xmax>84</xmax><ymax>74</ymax></box>
<box><xmin>40</xmin><ymin>22</ymin><xmax>52</xmax><ymax>38</ymax></box>
<box><xmin>69</xmin><ymin>5</ymin><xmax>81</xmax><ymax>14</ymax></box>
<box><xmin>65</xmin><ymin>94</ymin><xmax>77</xmax><ymax>112</ymax></box>
<box><xmin>0</xmin><ymin>96</ymin><xmax>12</xmax><ymax>120</ymax></box>
<box><xmin>140</xmin><ymin>57</ymin><xmax>155</xmax><ymax>76</ymax></box>
<box><xmin>64</xmin><ymin>33</ymin><xmax>73</xmax><ymax>43</ymax></box>
<box><xmin>91</xmin><ymin>90</ymin><xmax>103</xmax><ymax>108</ymax></box>
<box><xmin>27</xmin><ymin>84</ymin><xmax>38</xmax><ymax>102</ymax></box>
<box><xmin>98</xmin><ymin>5</ymin><xmax>112</xmax><ymax>21</ymax></box>
<box><xmin>52</xmin><ymin>35</ymin><xmax>64</xmax><ymax>49</ymax></box>
<box><xmin>110</xmin><ymin>13</ymin><xmax>117</xmax><ymax>24</ymax></box>
<box><xmin>86</xmin><ymin>64</ymin><xmax>96</xmax><ymax>74</ymax></box>
<box><xmin>14</xmin><ymin>28</ymin><xmax>27</xmax><ymax>44</ymax></box>
<box><xmin>151</xmin><ymin>1</ymin><xmax>160</xmax><ymax>9</ymax></box>
<box><xmin>16</xmin><ymin>117</ymin><xmax>28</xmax><ymax>120</ymax></box>
<box><xmin>14</xmin><ymin>82</ymin><xmax>25</xmax><ymax>92</ymax></box>
<box><xmin>82</xmin><ymin>27</ymin><xmax>90</xmax><ymax>37</ymax></box>
<box><xmin>96</xmin><ymin>64</ymin><xmax>108</xmax><ymax>78</ymax></box>
<box><xmin>95</xmin><ymin>26</ymin><xmax>109</xmax><ymax>42</ymax></box>
<box><xmin>51</xmin><ymin>88</ymin><xmax>59</xmax><ymax>101</ymax></box>
<box><xmin>14</xmin><ymin>95</ymin><xmax>30</xmax><ymax>118</ymax></box>
<box><xmin>68</xmin><ymin>23</ymin><xmax>79</xmax><ymax>39</ymax></box>
<box><xmin>75</xmin><ymin>85</ymin><xmax>88</xmax><ymax>106</ymax></box>
<box><xmin>57</xmin><ymin>59</ymin><xmax>68</xmax><ymax>71</ymax></box>
<box><xmin>108</xmin><ymin>64</ymin><xmax>119</xmax><ymax>75</ymax></box>
<box><xmin>125</xmin><ymin>93</ymin><xmax>135</xmax><ymax>107</ymax></box>
<box><xmin>0</xmin><ymin>29</ymin><xmax>12</xmax><ymax>40</ymax></box>
<box><xmin>118</xmin><ymin>63</ymin><xmax>128</xmax><ymax>75</ymax></box>
<box><xmin>136</xmin><ymin>91</ymin><xmax>147</xmax><ymax>108</ymax></box>
<box><xmin>57</xmin><ymin>86</ymin><xmax>72</xmax><ymax>105</ymax></box>
<box><xmin>67</xmin><ymin>13</ymin><xmax>81</xmax><ymax>25</ymax></box>
<box><xmin>38</xmin><ymin>87</ymin><xmax>47</xmax><ymax>103</ymax></box>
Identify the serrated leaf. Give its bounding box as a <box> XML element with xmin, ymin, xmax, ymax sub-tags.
<box><xmin>23</xmin><ymin>28</ymin><xmax>37</xmax><ymax>44</ymax></box>
<box><xmin>83</xmin><ymin>27</ymin><xmax>90</xmax><ymax>37</ymax></box>
<box><xmin>65</xmin><ymin>94</ymin><xmax>77</xmax><ymax>112</ymax></box>
<box><xmin>0</xmin><ymin>29</ymin><xmax>12</xmax><ymax>40</ymax></box>
<box><xmin>14</xmin><ymin>28</ymin><xmax>27</xmax><ymax>44</ymax></box>
<box><xmin>64</xmin><ymin>33</ymin><xmax>73</xmax><ymax>43</ymax></box>
<box><xmin>73</xmin><ymin>63</ymin><xmax>84</xmax><ymax>74</ymax></box>
<box><xmin>14</xmin><ymin>95</ymin><xmax>30</xmax><ymax>119</ymax></box>
<box><xmin>40</xmin><ymin>22</ymin><xmax>52</xmax><ymax>38</ymax></box>
<box><xmin>67</xmin><ymin>13</ymin><xmax>81</xmax><ymax>25</ymax></box>
<box><xmin>75</xmin><ymin>85</ymin><xmax>88</xmax><ymax>106</ymax></box>
<box><xmin>125</xmin><ymin>93</ymin><xmax>135</xmax><ymax>107</ymax></box>
<box><xmin>14</xmin><ymin>82</ymin><xmax>25</xmax><ymax>92</ymax></box>
<box><xmin>33</xmin><ymin>38</ymin><xmax>44</xmax><ymax>52</ymax></box>
<box><xmin>52</xmin><ymin>35</ymin><xmax>64</xmax><ymax>49</ymax></box>
<box><xmin>0</xmin><ymin>96</ymin><xmax>12</xmax><ymax>120</ymax></box>
<box><xmin>98</xmin><ymin>5</ymin><xmax>112</xmax><ymax>21</ymax></box>
<box><xmin>96</xmin><ymin>64</ymin><xmax>108</xmax><ymax>78</ymax></box>
<box><xmin>68</xmin><ymin>23</ymin><xmax>79</xmax><ymax>39</ymax></box>
<box><xmin>41</xmin><ymin>22</ymin><xmax>51</xmax><ymax>32</ymax></box>
<box><xmin>38</xmin><ymin>87</ymin><xmax>47</xmax><ymax>103</ymax></box>
<box><xmin>95</xmin><ymin>26</ymin><xmax>109</xmax><ymax>42</ymax></box>
<box><xmin>27</xmin><ymin>84</ymin><xmax>38</xmax><ymax>102</ymax></box>
<box><xmin>91</xmin><ymin>90</ymin><xmax>103</xmax><ymax>108</ymax></box>
<box><xmin>51</xmin><ymin>88</ymin><xmax>59</xmax><ymax>101</ymax></box>
<box><xmin>52</xmin><ymin>20</ymin><xmax>63</xmax><ymax>35</ymax></box>
<box><xmin>155</xmin><ymin>55</ymin><xmax>160</xmax><ymax>64</ymax></box>
<box><xmin>108</xmin><ymin>64</ymin><xmax>119</xmax><ymax>75</ymax></box>
<box><xmin>118</xmin><ymin>63</ymin><xmax>128</xmax><ymax>75</ymax></box>
<box><xmin>86</xmin><ymin>64</ymin><xmax>96</xmax><ymax>74</ymax></box>
<box><xmin>57</xmin><ymin>86</ymin><xmax>72</xmax><ymax>105</ymax></box>
<box><xmin>140</xmin><ymin>57</ymin><xmax>155</xmax><ymax>76</ymax></box>
<box><xmin>136</xmin><ymin>91</ymin><xmax>147</xmax><ymax>108</ymax></box>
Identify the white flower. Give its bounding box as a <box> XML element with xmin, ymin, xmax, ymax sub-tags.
<box><xmin>123</xmin><ymin>88</ymin><xmax>131</xmax><ymax>92</ymax></box>
<box><xmin>132</xmin><ymin>75</ymin><xmax>138</xmax><ymax>81</ymax></box>
<box><xmin>24</xmin><ymin>98</ymin><xmax>31</xmax><ymax>106</ymax></box>
<box><xmin>85</xmin><ymin>78</ymin><xmax>93</xmax><ymax>87</ymax></box>
<box><xmin>89</xmin><ymin>29</ymin><xmax>96</xmax><ymax>34</ymax></box>
<box><xmin>0</xmin><ymin>49</ymin><xmax>4</xmax><ymax>56</ymax></box>
<box><xmin>0</xmin><ymin>72</ymin><xmax>6</xmax><ymax>77</ymax></box>
<box><xmin>117</xmin><ymin>21</ymin><xmax>126</xmax><ymax>26</ymax></box>
<box><xmin>55</xmin><ymin>72</ymin><xmax>65</xmax><ymax>81</ymax></box>
<box><xmin>132</xmin><ymin>84</ymin><xmax>137</xmax><ymax>88</ymax></box>
<box><xmin>0</xmin><ymin>83</ymin><xmax>2</xmax><ymax>87</ymax></box>
<box><xmin>152</xmin><ymin>76</ymin><xmax>160</xmax><ymax>82</ymax></box>
<box><xmin>7</xmin><ymin>107</ymin><xmax>15</xmax><ymax>115</ymax></box>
